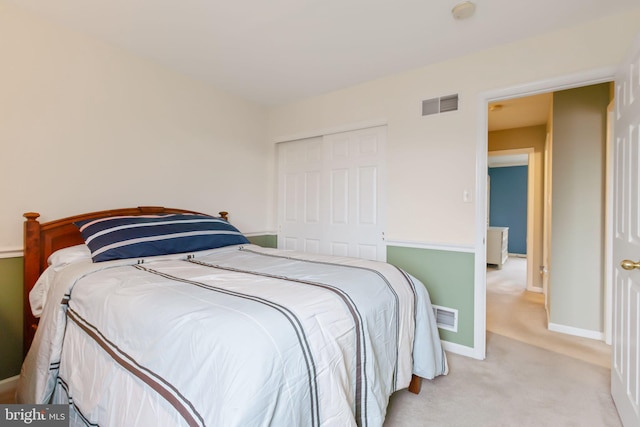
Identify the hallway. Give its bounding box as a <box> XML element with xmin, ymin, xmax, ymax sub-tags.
<box><xmin>486</xmin><ymin>256</ymin><xmax>611</xmax><ymax>368</ymax></box>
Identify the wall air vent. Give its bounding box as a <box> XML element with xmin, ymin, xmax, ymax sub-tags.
<box><xmin>439</xmin><ymin>94</ymin><xmax>459</xmax><ymax>112</ymax></box>
<box><xmin>422</xmin><ymin>94</ymin><xmax>459</xmax><ymax>116</ymax></box>
<box><xmin>432</xmin><ymin>305</ymin><xmax>458</xmax><ymax>332</ymax></box>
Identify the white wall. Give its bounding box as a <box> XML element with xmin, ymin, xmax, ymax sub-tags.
<box><xmin>268</xmin><ymin>10</ymin><xmax>640</xmax><ymax>248</ymax></box>
<box><xmin>0</xmin><ymin>1</ymin><xmax>270</xmax><ymax>250</ymax></box>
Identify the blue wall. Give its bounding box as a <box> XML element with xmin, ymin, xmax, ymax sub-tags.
<box><xmin>488</xmin><ymin>166</ymin><xmax>528</xmax><ymax>254</ymax></box>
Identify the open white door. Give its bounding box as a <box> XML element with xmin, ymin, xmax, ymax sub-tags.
<box><xmin>611</xmin><ymin>32</ymin><xmax>640</xmax><ymax>427</ymax></box>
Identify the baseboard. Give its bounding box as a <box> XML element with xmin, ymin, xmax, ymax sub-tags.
<box><xmin>508</xmin><ymin>253</ymin><xmax>527</xmax><ymax>258</ymax></box>
<box><xmin>441</xmin><ymin>340</ymin><xmax>484</xmax><ymax>360</ymax></box>
<box><xmin>548</xmin><ymin>323</ymin><xmax>605</xmax><ymax>341</ymax></box>
<box><xmin>527</xmin><ymin>286</ymin><xmax>543</xmax><ymax>293</ymax></box>
<box><xmin>0</xmin><ymin>375</ymin><xmax>19</xmax><ymax>393</ymax></box>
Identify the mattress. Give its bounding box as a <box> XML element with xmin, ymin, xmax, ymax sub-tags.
<box><xmin>17</xmin><ymin>244</ymin><xmax>447</xmax><ymax>427</ymax></box>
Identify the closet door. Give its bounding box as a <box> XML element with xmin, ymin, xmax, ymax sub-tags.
<box><xmin>277</xmin><ymin>136</ymin><xmax>324</xmax><ymax>253</ymax></box>
<box><xmin>323</xmin><ymin>127</ymin><xmax>386</xmax><ymax>260</ymax></box>
<box><xmin>277</xmin><ymin>126</ymin><xmax>386</xmax><ymax>261</ymax></box>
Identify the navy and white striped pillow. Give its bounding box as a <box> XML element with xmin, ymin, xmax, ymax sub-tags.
<box><xmin>75</xmin><ymin>214</ymin><xmax>249</xmax><ymax>262</ymax></box>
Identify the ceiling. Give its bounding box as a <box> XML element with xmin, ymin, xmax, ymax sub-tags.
<box><xmin>7</xmin><ymin>0</ymin><xmax>638</xmax><ymax>106</ymax></box>
<box><xmin>487</xmin><ymin>92</ymin><xmax>553</xmax><ymax>166</ymax></box>
<box><xmin>488</xmin><ymin>92</ymin><xmax>552</xmax><ymax>132</ymax></box>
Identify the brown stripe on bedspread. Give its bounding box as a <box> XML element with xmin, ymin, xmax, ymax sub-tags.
<box><xmin>133</xmin><ymin>264</ymin><xmax>321</xmax><ymax>427</ymax></box>
<box><xmin>66</xmin><ymin>308</ymin><xmax>204</xmax><ymax>427</ymax></box>
<box><xmin>187</xmin><ymin>258</ymin><xmax>370</xmax><ymax>427</ymax></box>
<box><xmin>238</xmin><ymin>246</ymin><xmax>406</xmax><ymax>392</ymax></box>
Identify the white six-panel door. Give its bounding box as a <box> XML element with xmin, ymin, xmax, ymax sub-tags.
<box><xmin>278</xmin><ymin>136</ymin><xmax>324</xmax><ymax>253</ymax></box>
<box><xmin>277</xmin><ymin>126</ymin><xmax>386</xmax><ymax>261</ymax></box>
<box><xmin>611</xmin><ymin>33</ymin><xmax>640</xmax><ymax>427</ymax></box>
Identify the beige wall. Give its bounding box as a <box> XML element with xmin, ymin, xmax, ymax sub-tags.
<box><xmin>550</xmin><ymin>84</ymin><xmax>610</xmax><ymax>333</ymax></box>
<box><xmin>0</xmin><ymin>1</ymin><xmax>271</xmax><ymax>250</ymax></box>
<box><xmin>489</xmin><ymin>125</ymin><xmax>547</xmax><ymax>289</ymax></box>
<box><xmin>268</xmin><ymin>9</ymin><xmax>640</xmax><ymax>249</ymax></box>
<box><xmin>268</xmin><ymin>10</ymin><xmax>639</xmax><ymax>343</ymax></box>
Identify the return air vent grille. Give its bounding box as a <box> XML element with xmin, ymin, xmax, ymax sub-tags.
<box><xmin>422</xmin><ymin>94</ymin><xmax>459</xmax><ymax>116</ymax></box>
<box><xmin>432</xmin><ymin>305</ymin><xmax>458</xmax><ymax>332</ymax></box>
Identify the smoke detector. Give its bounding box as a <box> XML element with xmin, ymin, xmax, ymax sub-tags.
<box><xmin>452</xmin><ymin>1</ymin><xmax>476</xmax><ymax>20</ymax></box>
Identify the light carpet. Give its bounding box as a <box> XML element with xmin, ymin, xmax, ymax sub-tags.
<box><xmin>384</xmin><ymin>333</ymin><xmax>619</xmax><ymax>427</ymax></box>
<box><xmin>486</xmin><ymin>257</ymin><xmax>610</xmax><ymax>368</ymax></box>
<box><xmin>383</xmin><ymin>256</ymin><xmax>619</xmax><ymax>426</ymax></box>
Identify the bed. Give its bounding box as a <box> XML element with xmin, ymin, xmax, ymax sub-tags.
<box><xmin>16</xmin><ymin>206</ymin><xmax>447</xmax><ymax>427</ymax></box>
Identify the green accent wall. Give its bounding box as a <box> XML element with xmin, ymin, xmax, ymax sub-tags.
<box><xmin>246</xmin><ymin>234</ymin><xmax>277</xmax><ymax>248</ymax></box>
<box><xmin>0</xmin><ymin>241</ymin><xmax>473</xmax><ymax>381</ymax></box>
<box><xmin>387</xmin><ymin>246</ymin><xmax>475</xmax><ymax>347</ymax></box>
<box><xmin>0</xmin><ymin>257</ymin><xmax>23</xmax><ymax>380</ymax></box>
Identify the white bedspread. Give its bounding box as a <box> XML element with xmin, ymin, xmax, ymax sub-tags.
<box><xmin>17</xmin><ymin>244</ymin><xmax>447</xmax><ymax>427</ymax></box>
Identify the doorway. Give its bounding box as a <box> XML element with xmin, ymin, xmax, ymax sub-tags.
<box><xmin>487</xmin><ymin>148</ymin><xmax>536</xmax><ymax>290</ymax></box>
<box><xmin>486</xmin><ymin>101</ymin><xmax>547</xmax><ymax>350</ymax></box>
<box><xmin>481</xmin><ymin>83</ymin><xmax>613</xmax><ymax>364</ymax></box>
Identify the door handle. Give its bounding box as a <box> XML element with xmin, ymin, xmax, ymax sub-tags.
<box><xmin>620</xmin><ymin>259</ymin><xmax>640</xmax><ymax>270</ymax></box>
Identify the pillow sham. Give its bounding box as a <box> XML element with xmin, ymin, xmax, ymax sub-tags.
<box><xmin>47</xmin><ymin>244</ymin><xmax>92</xmax><ymax>268</ymax></box>
<box><xmin>74</xmin><ymin>214</ymin><xmax>249</xmax><ymax>262</ymax></box>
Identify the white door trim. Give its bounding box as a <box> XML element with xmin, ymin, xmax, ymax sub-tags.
<box><xmin>542</xmin><ymin>131</ymin><xmax>552</xmax><ymax>320</ymax></box>
<box><xmin>604</xmin><ymin>101</ymin><xmax>615</xmax><ymax>346</ymax></box>
<box><xmin>475</xmin><ymin>66</ymin><xmax>616</xmax><ymax>360</ymax></box>
<box><xmin>273</xmin><ymin>119</ymin><xmax>388</xmax><ymax>144</ymax></box>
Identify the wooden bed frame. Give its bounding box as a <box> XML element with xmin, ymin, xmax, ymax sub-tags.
<box><xmin>22</xmin><ymin>206</ymin><xmax>422</xmax><ymax>394</ymax></box>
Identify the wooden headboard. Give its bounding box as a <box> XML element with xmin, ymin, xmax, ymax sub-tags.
<box><xmin>22</xmin><ymin>206</ymin><xmax>229</xmax><ymax>356</ymax></box>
